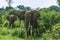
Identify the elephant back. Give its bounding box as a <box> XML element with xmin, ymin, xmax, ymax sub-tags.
<box><xmin>18</xmin><ymin>11</ymin><xmax>26</xmax><ymax>20</ymax></box>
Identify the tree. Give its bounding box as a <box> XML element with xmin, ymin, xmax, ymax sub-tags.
<box><xmin>6</xmin><ymin>0</ymin><xmax>13</xmax><ymax>7</ymax></box>
<box><xmin>17</xmin><ymin>5</ymin><xmax>25</xmax><ymax>11</ymax></box>
<box><xmin>57</xmin><ymin>0</ymin><xmax>60</xmax><ymax>12</ymax></box>
<box><xmin>0</xmin><ymin>8</ymin><xmax>5</xmax><ymax>12</ymax></box>
<box><xmin>25</xmin><ymin>7</ymin><xmax>31</xmax><ymax>11</ymax></box>
<box><xmin>57</xmin><ymin>0</ymin><xmax>60</xmax><ymax>7</ymax></box>
<box><xmin>5</xmin><ymin>6</ymin><xmax>13</xmax><ymax>10</ymax></box>
<box><xmin>49</xmin><ymin>5</ymin><xmax>59</xmax><ymax>12</ymax></box>
<box><xmin>5</xmin><ymin>0</ymin><xmax>13</xmax><ymax>10</ymax></box>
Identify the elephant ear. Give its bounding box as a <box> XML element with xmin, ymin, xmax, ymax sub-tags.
<box><xmin>36</xmin><ymin>11</ymin><xmax>40</xmax><ymax>19</ymax></box>
<box><xmin>32</xmin><ymin>11</ymin><xmax>40</xmax><ymax>20</ymax></box>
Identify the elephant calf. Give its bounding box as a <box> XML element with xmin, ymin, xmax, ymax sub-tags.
<box><xmin>6</xmin><ymin>14</ymin><xmax>16</xmax><ymax>28</ymax></box>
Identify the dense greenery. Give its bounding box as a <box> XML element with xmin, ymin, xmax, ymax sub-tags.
<box><xmin>0</xmin><ymin>5</ymin><xmax>60</xmax><ymax>40</ymax></box>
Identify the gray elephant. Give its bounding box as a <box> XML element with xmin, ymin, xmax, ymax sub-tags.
<box><xmin>25</xmin><ymin>10</ymin><xmax>40</xmax><ymax>36</ymax></box>
<box><xmin>17</xmin><ymin>11</ymin><xmax>26</xmax><ymax>27</ymax></box>
<box><xmin>17</xmin><ymin>11</ymin><xmax>26</xmax><ymax>21</ymax></box>
<box><xmin>6</xmin><ymin>12</ymin><xmax>17</xmax><ymax>28</ymax></box>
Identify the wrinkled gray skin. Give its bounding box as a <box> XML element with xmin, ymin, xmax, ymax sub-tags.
<box><xmin>6</xmin><ymin>14</ymin><xmax>16</xmax><ymax>28</ymax></box>
<box><xmin>25</xmin><ymin>10</ymin><xmax>40</xmax><ymax>36</ymax></box>
<box><xmin>18</xmin><ymin>11</ymin><xmax>26</xmax><ymax>21</ymax></box>
<box><xmin>17</xmin><ymin>11</ymin><xmax>26</xmax><ymax>27</ymax></box>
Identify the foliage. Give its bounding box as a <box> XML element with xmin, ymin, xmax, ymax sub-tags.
<box><xmin>25</xmin><ymin>7</ymin><xmax>31</xmax><ymax>11</ymax></box>
<box><xmin>5</xmin><ymin>6</ymin><xmax>13</xmax><ymax>11</ymax></box>
<box><xmin>17</xmin><ymin>5</ymin><xmax>31</xmax><ymax>11</ymax></box>
<box><xmin>17</xmin><ymin>5</ymin><xmax>26</xmax><ymax>11</ymax></box>
<box><xmin>49</xmin><ymin>5</ymin><xmax>60</xmax><ymax>12</ymax></box>
<box><xmin>0</xmin><ymin>6</ymin><xmax>60</xmax><ymax>40</ymax></box>
<box><xmin>57</xmin><ymin>0</ymin><xmax>60</xmax><ymax>6</ymax></box>
<box><xmin>6</xmin><ymin>0</ymin><xmax>13</xmax><ymax>7</ymax></box>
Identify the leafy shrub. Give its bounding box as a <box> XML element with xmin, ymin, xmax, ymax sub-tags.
<box><xmin>0</xmin><ymin>27</ymin><xmax>9</xmax><ymax>35</ymax></box>
<box><xmin>11</xmin><ymin>28</ymin><xmax>26</xmax><ymax>38</ymax></box>
<box><xmin>51</xmin><ymin>23</ymin><xmax>60</xmax><ymax>39</ymax></box>
<box><xmin>39</xmin><ymin>10</ymin><xmax>60</xmax><ymax>30</ymax></box>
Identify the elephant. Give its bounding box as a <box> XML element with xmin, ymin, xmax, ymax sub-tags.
<box><xmin>17</xmin><ymin>10</ymin><xmax>26</xmax><ymax>21</ymax></box>
<box><xmin>17</xmin><ymin>11</ymin><xmax>26</xmax><ymax>27</ymax></box>
<box><xmin>6</xmin><ymin>12</ymin><xmax>17</xmax><ymax>28</ymax></box>
<box><xmin>25</xmin><ymin>10</ymin><xmax>40</xmax><ymax>36</ymax></box>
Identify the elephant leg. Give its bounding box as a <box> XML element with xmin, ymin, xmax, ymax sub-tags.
<box><xmin>25</xmin><ymin>17</ymin><xmax>31</xmax><ymax>37</ymax></box>
<box><xmin>25</xmin><ymin>21</ymin><xmax>31</xmax><ymax>36</ymax></box>
<box><xmin>30</xmin><ymin>20</ymin><xmax>34</xmax><ymax>36</ymax></box>
<box><xmin>35</xmin><ymin>21</ymin><xmax>40</xmax><ymax>36</ymax></box>
<box><xmin>9</xmin><ymin>22</ymin><xmax>11</xmax><ymax>27</ymax></box>
<box><xmin>9</xmin><ymin>22</ymin><xmax>14</xmax><ymax>28</ymax></box>
<box><xmin>26</xmin><ymin>26</ymin><xmax>30</xmax><ymax>36</ymax></box>
<box><xmin>32</xmin><ymin>21</ymin><xmax>35</xmax><ymax>36</ymax></box>
<box><xmin>9</xmin><ymin>22</ymin><xmax>12</xmax><ymax>28</ymax></box>
<box><xmin>32</xmin><ymin>27</ymin><xmax>34</xmax><ymax>36</ymax></box>
<box><xmin>32</xmin><ymin>21</ymin><xmax>40</xmax><ymax>36</ymax></box>
<box><xmin>12</xmin><ymin>22</ymin><xmax>15</xmax><ymax>28</ymax></box>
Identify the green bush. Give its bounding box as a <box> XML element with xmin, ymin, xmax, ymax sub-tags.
<box><xmin>0</xmin><ymin>8</ymin><xmax>60</xmax><ymax>40</ymax></box>
<box><xmin>0</xmin><ymin>27</ymin><xmax>9</xmax><ymax>35</ymax></box>
<box><xmin>51</xmin><ymin>23</ymin><xmax>60</xmax><ymax>39</ymax></box>
<box><xmin>39</xmin><ymin>10</ymin><xmax>60</xmax><ymax>30</ymax></box>
<box><xmin>11</xmin><ymin>28</ymin><xmax>26</xmax><ymax>38</ymax></box>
